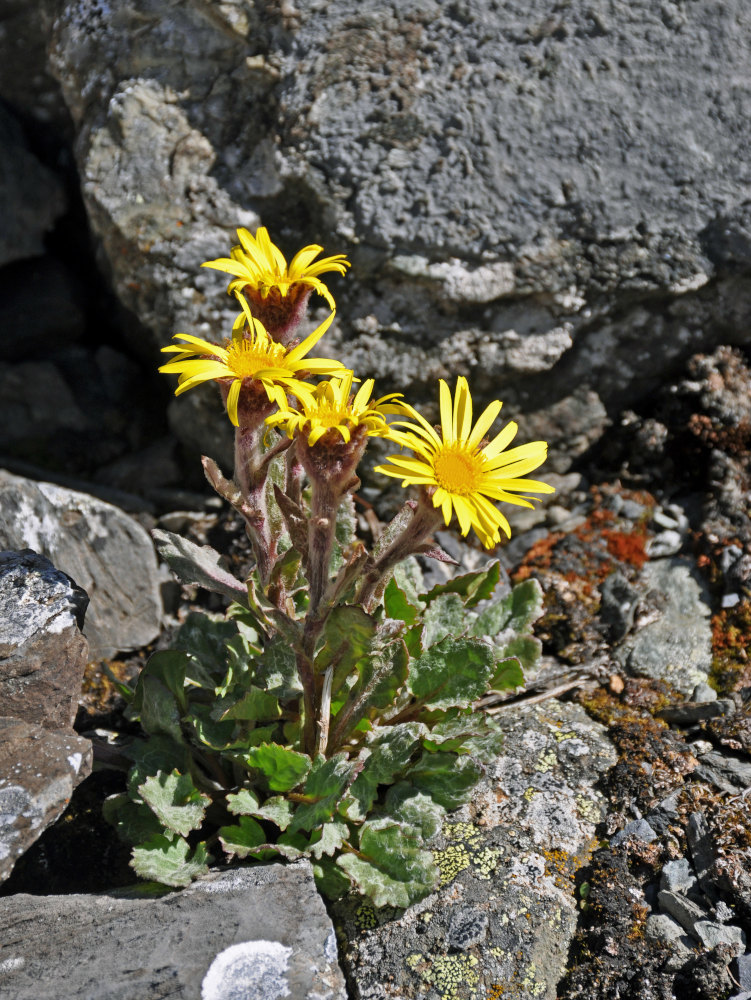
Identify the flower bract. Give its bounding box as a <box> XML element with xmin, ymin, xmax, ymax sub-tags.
<box><xmin>159</xmin><ymin>296</ymin><xmax>346</xmax><ymax>426</ymax></box>
<box><xmin>266</xmin><ymin>371</ymin><xmax>404</xmax><ymax>446</ymax></box>
<box><xmin>202</xmin><ymin>226</ymin><xmax>350</xmax><ymax>310</ymax></box>
<box><xmin>375</xmin><ymin>377</ymin><xmax>554</xmax><ymax>548</ymax></box>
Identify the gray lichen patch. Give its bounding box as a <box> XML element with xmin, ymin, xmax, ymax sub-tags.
<box><xmin>334</xmin><ymin>701</ymin><xmax>616</xmax><ymax>999</ymax></box>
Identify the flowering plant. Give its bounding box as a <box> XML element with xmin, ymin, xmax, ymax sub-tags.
<box><xmin>105</xmin><ymin>228</ymin><xmax>551</xmax><ymax>907</ymax></box>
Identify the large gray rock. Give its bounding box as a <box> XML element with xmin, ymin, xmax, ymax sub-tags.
<box><xmin>614</xmin><ymin>556</ymin><xmax>713</xmax><ymax>695</ymax></box>
<box><xmin>335</xmin><ymin>701</ymin><xmax>616</xmax><ymax>1000</ymax></box>
<box><xmin>0</xmin><ymin>471</ymin><xmax>162</xmax><ymax>660</ymax></box>
<box><xmin>0</xmin><ymin>549</ymin><xmax>88</xmax><ymax>729</ymax></box>
<box><xmin>40</xmin><ymin>0</ymin><xmax>751</xmax><ymax>468</ymax></box>
<box><xmin>0</xmin><ymin>717</ymin><xmax>91</xmax><ymax>885</ymax></box>
<box><xmin>0</xmin><ymin>862</ymin><xmax>346</xmax><ymax>1000</ymax></box>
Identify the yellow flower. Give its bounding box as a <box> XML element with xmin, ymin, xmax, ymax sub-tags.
<box><xmin>375</xmin><ymin>377</ymin><xmax>554</xmax><ymax>548</ymax></box>
<box><xmin>266</xmin><ymin>370</ymin><xmax>404</xmax><ymax>446</ymax></box>
<box><xmin>202</xmin><ymin>226</ymin><xmax>350</xmax><ymax>311</ymax></box>
<box><xmin>159</xmin><ymin>295</ymin><xmax>346</xmax><ymax>426</ymax></box>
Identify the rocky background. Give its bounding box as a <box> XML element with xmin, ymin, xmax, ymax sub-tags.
<box><xmin>1</xmin><ymin>1</ymin><xmax>751</xmax><ymax>998</ymax></box>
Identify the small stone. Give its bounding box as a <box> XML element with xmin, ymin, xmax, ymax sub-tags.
<box><xmin>693</xmin><ymin>920</ymin><xmax>746</xmax><ymax>952</ymax></box>
<box><xmin>0</xmin><ymin>717</ymin><xmax>92</xmax><ymax>885</ymax></box>
<box><xmin>691</xmin><ymin>683</ymin><xmax>718</xmax><ymax>704</ymax></box>
<box><xmin>658</xmin><ymin>889</ymin><xmax>709</xmax><ymax>935</ymax></box>
<box><xmin>610</xmin><ymin>819</ymin><xmax>657</xmax><ymax>847</ymax></box>
<box><xmin>723</xmin><ymin>593</ymin><xmax>741</xmax><ymax>608</ymax></box>
<box><xmin>646</xmin><ymin>530</ymin><xmax>683</xmax><ymax>558</ymax></box>
<box><xmin>0</xmin><ymin>550</ymin><xmax>89</xmax><ymax>730</ymax></box>
<box><xmin>715</xmin><ymin>901</ymin><xmax>735</xmax><ymax>924</ymax></box>
<box><xmin>0</xmin><ymin>471</ymin><xmax>162</xmax><ymax>659</ymax></box>
<box><xmin>737</xmin><ymin>952</ymin><xmax>751</xmax><ymax>990</ymax></box>
<box><xmin>660</xmin><ymin>859</ymin><xmax>697</xmax><ymax>895</ymax></box>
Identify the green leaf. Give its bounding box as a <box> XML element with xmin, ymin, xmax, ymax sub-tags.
<box><xmin>307</xmin><ymin>819</ymin><xmax>349</xmax><ymax>860</ymax></box>
<box><xmin>133</xmin><ymin>675</ymin><xmax>183</xmax><ymax>743</ymax></box>
<box><xmin>128</xmin><ymin>734</ymin><xmax>191</xmax><ymax>777</ymax></box>
<box><xmin>421</xmin><ymin>710</ymin><xmax>505</xmax><ymax>762</ymax></box>
<box><xmin>103</xmin><ymin>793</ymin><xmax>164</xmax><ymax>846</ymax></box>
<box><xmin>330</xmin><ymin>626</ymin><xmax>409</xmax><ymax>742</ymax></box>
<box><xmin>133</xmin><ymin>651</ymin><xmax>189</xmax><ymax>713</ymax></box>
<box><xmin>422</xmin><ymin>593</ymin><xmax>465</xmax><ymax>648</ymax></box>
<box><xmin>313</xmin><ymin>857</ymin><xmax>352</xmax><ymax>900</ymax></box>
<box><xmin>341</xmin><ymin>723</ymin><xmax>426</xmax><ymax>822</ymax></box>
<box><xmin>151</xmin><ymin>529</ymin><xmax>248</xmax><ymax>606</ymax></box>
<box><xmin>337</xmin><ymin>818</ymin><xmax>439</xmax><ymax>908</ymax></box>
<box><xmin>240</xmin><ymin>743</ymin><xmax>311</xmax><ymax>792</ymax></box>
<box><xmin>422</xmin><ymin>560</ymin><xmax>501</xmax><ymax>608</ymax></box>
<box><xmin>270</xmin><ymin>546</ymin><xmax>303</xmax><ymax>593</ymax></box>
<box><xmin>289</xmin><ymin>753</ymin><xmax>357</xmax><ymax>833</ymax></box>
<box><xmin>174</xmin><ymin>612</ymin><xmax>239</xmax><ymax>687</ymax></box>
<box><xmin>226</xmin><ymin>790</ymin><xmax>294</xmax><ymax>831</ymax></box>
<box><xmin>490</xmin><ymin>656</ymin><xmax>526</xmax><ymax>691</ymax></box>
<box><xmin>392</xmin><ymin>558</ymin><xmax>424</xmax><ymax>608</ymax></box>
<box><xmin>225</xmin><ymin>788</ymin><xmax>260</xmax><ymax>815</ymax></box>
<box><xmin>218</xmin><ymin>815</ymin><xmax>268</xmax><ymax>859</ymax></box>
<box><xmin>407</xmin><ymin>752</ymin><xmax>484</xmax><ymax>810</ymax></box>
<box><xmin>471</xmin><ymin>577</ymin><xmax>543</xmax><ymax>637</ymax></box>
<box><xmin>138</xmin><ymin>770</ymin><xmax>210</xmax><ymax>837</ymax></box>
<box><xmin>316</xmin><ymin>605</ymin><xmax>378</xmax><ymax>696</ymax></box>
<box><xmin>219</xmin><ymin>686</ymin><xmax>282</xmax><ymax>722</ymax></box>
<box><xmin>494</xmin><ymin>635</ymin><xmax>541</xmax><ymax>676</ymax></box>
<box><xmin>408</xmin><ymin>637</ymin><xmax>495</xmax><ymax>710</ymax></box>
<box><xmin>382</xmin><ymin>784</ymin><xmax>446</xmax><ymax>841</ymax></box>
<box><xmin>131</xmin><ymin>834</ymin><xmax>209</xmax><ymax>888</ymax></box>
<box><xmin>330</xmin><ymin>493</ymin><xmax>357</xmax><ymax>575</ymax></box>
<box><xmin>186</xmin><ymin>703</ymin><xmax>241</xmax><ymax>751</ymax></box>
<box><xmin>383</xmin><ymin>577</ymin><xmax>420</xmax><ymax>627</ymax></box>
<box><xmin>253</xmin><ymin>636</ymin><xmax>302</xmax><ymax>700</ymax></box>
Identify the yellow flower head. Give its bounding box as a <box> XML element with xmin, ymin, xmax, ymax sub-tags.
<box><xmin>202</xmin><ymin>226</ymin><xmax>350</xmax><ymax>311</ymax></box>
<box><xmin>266</xmin><ymin>370</ymin><xmax>405</xmax><ymax>446</ymax></box>
<box><xmin>159</xmin><ymin>295</ymin><xmax>346</xmax><ymax>427</ymax></box>
<box><xmin>375</xmin><ymin>377</ymin><xmax>555</xmax><ymax>549</ymax></box>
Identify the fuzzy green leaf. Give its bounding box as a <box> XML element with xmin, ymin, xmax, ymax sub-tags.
<box><xmin>131</xmin><ymin>834</ymin><xmax>209</xmax><ymax>888</ymax></box>
<box><xmin>392</xmin><ymin>558</ymin><xmax>424</xmax><ymax>608</ymax></box>
<box><xmin>316</xmin><ymin>605</ymin><xmax>378</xmax><ymax>695</ymax></box>
<box><xmin>173</xmin><ymin>612</ymin><xmax>239</xmax><ymax>687</ymax></box>
<box><xmin>218</xmin><ymin>815</ymin><xmax>268</xmax><ymax>859</ymax></box>
<box><xmin>226</xmin><ymin>790</ymin><xmax>294</xmax><ymax>831</ymax></box>
<box><xmin>341</xmin><ymin>723</ymin><xmax>426</xmax><ymax>822</ymax></box>
<box><xmin>330</xmin><ymin>626</ymin><xmax>409</xmax><ymax>742</ymax></box>
<box><xmin>133</xmin><ymin>651</ymin><xmax>189</xmax><ymax>713</ymax></box>
<box><xmin>241</xmin><ymin>743</ymin><xmax>311</xmax><ymax>792</ymax></box>
<box><xmin>422</xmin><ymin>560</ymin><xmax>501</xmax><ymax>608</ymax></box>
<box><xmin>383</xmin><ymin>577</ymin><xmax>420</xmax><ymax>627</ymax></box>
<box><xmin>254</xmin><ymin>636</ymin><xmax>302</xmax><ymax>699</ymax></box>
<box><xmin>313</xmin><ymin>858</ymin><xmax>352</xmax><ymax>900</ymax></box>
<box><xmin>422</xmin><ymin>592</ymin><xmax>465</xmax><ymax>648</ymax></box>
<box><xmin>422</xmin><ymin>710</ymin><xmax>505</xmax><ymax>762</ymax></box>
<box><xmin>288</xmin><ymin>754</ymin><xmax>358</xmax><ymax>833</ymax></box>
<box><xmin>219</xmin><ymin>686</ymin><xmax>282</xmax><ymax>722</ymax></box>
<box><xmin>330</xmin><ymin>493</ymin><xmax>357</xmax><ymax>575</ymax></box>
<box><xmin>308</xmin><ymin>820</ymin><xmax>349</xmax><ymax>860</ymax></box>
<box><xmin>187</xmin><ymin>703</ymin><xmax>240</xmax><ymax>751</ymax></box>
<box><xmin>408</xmin><ymin>752</ymin><xmax>484</xmax><ymax>810</ymax></box>
<box><xmin>103</xmin><ymin>793</ymin><xmax>164</xmax><ymax>846</ymax></box>
<box><xmin>489</xmin><ymin>655</ymin><xmax>526</xmax><ymax>691</ymax></box>
<box><xmin>337</xmin><ymin>818</ymin><xmax>439</xmax><ymax>908</ymax></box>
<box><xmin>382</xmin><ymin>784</ymin><xmax>446</xmax><ymax>841</ymax></box>
<box><xmin>471</xmin><ymin>577</ymin><xmax>543</xmax><ymax>637</ymax></box>
<box><xmin>138</xmin><ymin>770</ymin><xmax>210</xmax><ymax>837</ymax></box>
<box><xmin>408</xmin><ymin>637</ymin><xmax>495</xmax><ymax>710</ymax></box>
<box><xmin>152</xmin><ymin>529</ymin><xmax>248</xmax><ymax>606</ymax></box>
<box><xmin>134</xmin><ymin>676</ymin><xmax>183</xmax><ymax>743</ymax></box>
<box><xmin>494</xmin><ymin>635</ymin><xmax>541</xmax><ymax>676</ymax></box>
<box><xmin>128</xmin><ymin>734</ymin><xmax>190</xmax><ymax>777</ymax></box>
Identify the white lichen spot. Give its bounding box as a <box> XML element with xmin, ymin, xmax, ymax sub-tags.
<box><xmin>67</xmin><ymin>753</ymin><xmax>83</xmax><ymax>774</ymax></box>
<box><xmin>0</xmin><ymin>957</ymin><xmax>25</xmax><ymax>974</ymax></box>
<box><xmin>201</xmin><ymin>940</ymin><xmax>293</xmax><ymax>1000</ymax></box>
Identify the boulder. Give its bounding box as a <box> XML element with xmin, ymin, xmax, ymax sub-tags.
<box><xmin>0</xmin><ymin>471</ymin><xmax>162</xmax><ymax>660</ymax></box>
<box><xmin>334</xmin><ymin>700</ymin><xmax>616</xmax><ymax>999</ymax></box>
<box><xmin>0</xmin><ymin>717</ymin><xmax>91</xmax><ymax>885</ymax></box>
<box><xmin>0</xmin><ymin>549</ymin><xmax>88</xmax><ymax>729</ymax></box>
<box><xmin>37</xmin><ymin>0</ymin><xmax>751</xmax><ymax>469</ymax></box>
<box><xmin>0</xmin><ymin>862</ymin><xmax>346</xmax><ymax>1000</ymax></box>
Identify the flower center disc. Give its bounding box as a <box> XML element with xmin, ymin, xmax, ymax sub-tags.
<box><xmin>433</xmin><ymin>447</ymin><xmax>483</xmax><ymax>495</ymax></box>
<box><xmin>226</xmin><ymin>339</ymin><xmax>286</xmax><ymax>379</ymax></box>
